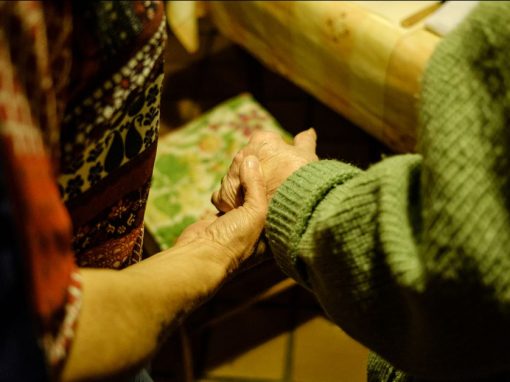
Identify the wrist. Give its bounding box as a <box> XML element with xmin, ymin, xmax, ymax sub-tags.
<box><xmin>124</xmin><ymin>240</ymin><xmax>232</xmax><ymax>316</ymax></box>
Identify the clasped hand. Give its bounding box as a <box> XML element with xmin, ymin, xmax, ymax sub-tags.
<box><xmin>175</xmin><ymin>128</ymin><xmax>318</xmax><ymax>272</ymax></box>
<box><xmin>212</xmin><ymin>128</ymin><xmax>318</xmax><ymax>212</ymax></box>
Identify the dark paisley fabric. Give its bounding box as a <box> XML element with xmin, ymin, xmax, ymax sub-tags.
<box><xmin>59</xmin><ymin>1</ymin><xmax>166</xmax><ymax>269</ymax></box>
<box><xmin>0</xmin><ymin>0</ymin><xmax>166</xmax><ymax>377</ymax></box>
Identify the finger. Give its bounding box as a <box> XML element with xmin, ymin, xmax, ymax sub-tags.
<box><xmin>211</xmin><ymin>183</ymin><xmax>235</xmax><ymax>213</ymax></box>
<box><xmin>211</xmin><ymin>151</ymin><xmax>244</xmax><ymax>212</ymax></box>
<box><xmin>239</xmin><ymin>155</ymin><xmax>267</xmax><ymax>217</ymax></box>
<box><xmin>211</xmin><ymin>190</ymin><xmax>222</xmax><ymax>210</ymax></box>
<box><xmin>293</xmin><ymin>128</ymin><xmax>317</xmax><ymax>153</ymax></box>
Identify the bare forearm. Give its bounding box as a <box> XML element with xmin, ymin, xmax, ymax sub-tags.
<box><xmin>61</xmin><ymin>241</ymin><xmax>231</xmax><ymax>382</ymax></box>
<box><xmin>61</xmin><ymin>155</ymin><xmax>267</xmax><ymax>381</ymax></box>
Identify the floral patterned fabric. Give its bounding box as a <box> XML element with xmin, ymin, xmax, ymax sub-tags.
<box><xmin>145</xmin><ymin>94</ymin><xmax>289</xmax><ymax>250</ymax></box>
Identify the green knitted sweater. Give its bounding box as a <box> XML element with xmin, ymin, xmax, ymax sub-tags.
<box><xmin>266</xmin><ymin>2</ymin><xmax>510</xmax><ymax>381</ymax></box>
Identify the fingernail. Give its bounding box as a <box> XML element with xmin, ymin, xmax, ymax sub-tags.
<box><xmin>245</xmin><ymin>156</ymin><xmax>258</xmax><ymax>169</ymax></box>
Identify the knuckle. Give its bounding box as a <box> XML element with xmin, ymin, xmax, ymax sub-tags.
<box><xmin>251</xmin><ymin>131</ymin><xmax>277</xmax><ymax>143</ymax></box>
<box><xmin>233</xmin><ymin>150</ymin><xmax>243</xmax><ymax>164</ymax></box>
<box><xmin>227</xmin><ymin>176</ymin><xmax>239</xmax><ymax>193</ymax></box>
<box><xmin>220</xmin><ymin>174</ymin><xmax>228</xmax><ymax>187</ymax></box>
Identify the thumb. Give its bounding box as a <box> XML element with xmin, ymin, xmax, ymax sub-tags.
<box><xmin>239</xmin><ymin>155</ymin><xmax>267</xmax><ymax>216</ymax></box>
<box><xmin>294</xmin><ymin>128</ymin><xmax>317</xmax><ymax>153</ymax></box>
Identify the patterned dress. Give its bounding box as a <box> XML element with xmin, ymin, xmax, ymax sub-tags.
<box><xmin>0</xmin><ymin>1</ymin><xmax>166</xmax><ymax>378</ymax></box>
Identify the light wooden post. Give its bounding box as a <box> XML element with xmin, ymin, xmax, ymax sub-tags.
<box><xmin>207</xmin><ymin>1</ymin><xmax>440</xmax><ymax>152</ymax></box>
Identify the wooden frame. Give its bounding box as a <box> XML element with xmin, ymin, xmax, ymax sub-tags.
<box><xmin>206</xmin><ymin>1</ymin><xmax>441</xmax><ymax>152</ymax></box>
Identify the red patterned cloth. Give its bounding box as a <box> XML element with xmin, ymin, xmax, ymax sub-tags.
<box><xmin>0</xmin><ymin>0</ymin><xmax>166</xmax><ymax>374</ymax></box>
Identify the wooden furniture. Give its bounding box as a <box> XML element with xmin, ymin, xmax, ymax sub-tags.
<box><xmin>206</xmin><ymin>1</ymin><xmax>441</xmax><ymax>152</ymax></box>
<box><xmin>168</xmin><ymin>1</ymin><xmax>442</xmax><ymax>152</ymax></box>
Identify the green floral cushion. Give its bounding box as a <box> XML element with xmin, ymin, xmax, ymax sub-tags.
<box><xmin>144</xmin><ymin>93</ymin><xmax>289</xmax><ymax>250</ymax></box>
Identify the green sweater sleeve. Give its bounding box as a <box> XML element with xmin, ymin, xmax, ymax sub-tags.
<box><xmin>266</xmin><ymin>2</ymin><xmax>510</xmax><ymax>379</ymax></box>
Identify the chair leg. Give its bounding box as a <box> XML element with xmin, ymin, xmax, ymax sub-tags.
<box><xmin>179</xmin><ymin>325</ymin><xmax>194</xmax><ymax>382</ymax></box>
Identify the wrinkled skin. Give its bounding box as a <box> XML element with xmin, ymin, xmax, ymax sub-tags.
<box><xmin>212</xmin><ymin>128</ymin><xmax>319</xmax><ymax>213</ymax></box>
<box><xmin>176</xmin><ymin>155</ymin><xmax>268</xmax><ymax>272</ymax></box>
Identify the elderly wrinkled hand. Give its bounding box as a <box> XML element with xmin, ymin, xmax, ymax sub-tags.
<box><xmin>176</xmin><ymin>155</ymin><xmax>268</xmax><ymax>271</ymax></box>
<box><xmin>212</xmin><ymin>128</ymin><xmax>318</xmax><ymax>213</ymax></box>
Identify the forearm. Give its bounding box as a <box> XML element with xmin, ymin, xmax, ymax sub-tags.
<box><xmin>267</xmin><ymin>155</ymin><xmax>510</xmax><ymax>378</ymax></box>
<box><xmin>61</xmin><ymin>240</ymin><xmax>231</xmax><ymax>382</ymax></box>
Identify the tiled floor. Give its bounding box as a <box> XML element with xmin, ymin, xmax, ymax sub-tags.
<box><xmin>151</xmin><ymin>18</ymin><xmax>388</xmax><ymax>382</ymax></box>
<box><xmin>152</xmin><ymin>286</ymin><xmax>368</xmax><ymax>382</ymax></box>
<box><xmin>205</xmin><ymin>299</ymin><xmax>368</xmax><ymax>382</ymax></box>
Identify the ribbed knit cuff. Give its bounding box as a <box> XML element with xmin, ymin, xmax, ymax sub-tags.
<box><xmin>368</xmin><ymin>352</ymin><xmax>411</xmax><ymax>382</ymax></box>
<box><xmin>266</xmin><ymin>160</ymin><xmax>361</xmax><ymax>284</ymax></box>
